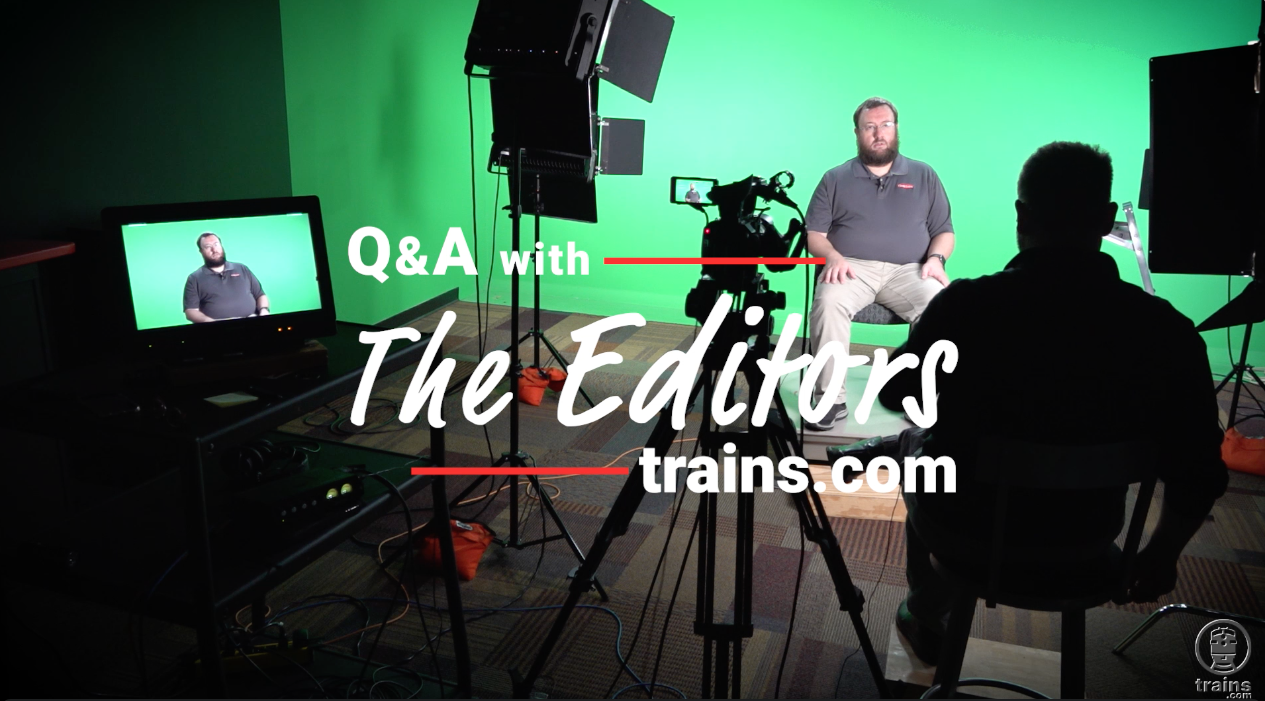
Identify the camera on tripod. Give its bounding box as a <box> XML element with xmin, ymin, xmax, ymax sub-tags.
<box><xmin>672</xmin><ymin>171</ymin><xmax>807</xmax><ymax>323</ymax></box>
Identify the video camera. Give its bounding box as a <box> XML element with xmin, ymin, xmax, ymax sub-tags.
<box><xmin>672</xmin><ymin>172</ymin><xmax>807</xmax><ymax>323</ymax></box>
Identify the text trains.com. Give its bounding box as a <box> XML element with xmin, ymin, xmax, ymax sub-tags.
<box><xmin>638</xmin><ymin>446</ymin><xmax>957</xmax><ymax>494</ymax></box>
<box><xmin>351</xmin><ymin>293</ymin><xmax>958</xmax><ymax>431</ymax></box>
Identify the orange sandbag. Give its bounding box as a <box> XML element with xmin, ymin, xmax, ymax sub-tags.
<box><xmin>518</xmin><ymin>367</ymin><xmax>567</xmax><ymax>405</ymax></box>
<box><xmin>518</xmin><ymin>368</ymin><xmax>551</xmax><ymax>406</ymax></box>
<box><xmin>416</xmin><ymin>520</ymin><xmax>495</xmax><ymax>581</ymax></box>
<box><xmin>1222</xmin><ymin>427</ymin><xmax>1265</xmax><ymax>476</ymax></box>
<box><xmin>543</xmin><ymin>367</ymin><xmax>567</xmax><ymax>391</ymax></box>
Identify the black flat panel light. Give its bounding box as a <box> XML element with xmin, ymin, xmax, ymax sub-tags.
<box><xmin>1149</xmin><ymin>45</ymin><xmax>1260</xmax><ymax>276</ymax></box>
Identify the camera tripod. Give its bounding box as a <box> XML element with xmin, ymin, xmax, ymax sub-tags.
<box><xmin>512</xmin><ymin>284</ymin><xmax>890</xmax><ymax>699</ymax></box>
<box><xmin>448</xmin><ymin>151</ymin><xmax>606</xmax><ymax>600</ymax></box>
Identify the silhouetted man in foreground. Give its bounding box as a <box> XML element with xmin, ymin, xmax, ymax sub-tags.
<box><xmin>878</xmin><ymin>141</ymin><xmax>1228</xmax><ymax>665</ymax></box>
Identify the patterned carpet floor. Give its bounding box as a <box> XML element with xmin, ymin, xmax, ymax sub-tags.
<box><xmin>12</xmin><ymin>301</ymin><xmax>1259</xmax><ymax>698</ymax></box>
<box><xmin>258</xmin><ymin>301</ymin><xmax>1265</xmax><ymax>698</ymax></box>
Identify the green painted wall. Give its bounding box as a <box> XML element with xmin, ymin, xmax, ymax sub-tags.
<box><xmin>4</xmin><ymin>0</ymin><xmax>293</xmax><ymax>237</ymax></box>
<box><xmin>281</xmin><ymin>0</ymin><xmax>1262</xmax><ymax>373</ymax></box>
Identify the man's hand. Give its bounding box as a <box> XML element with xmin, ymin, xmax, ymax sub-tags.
<box><xmin>806</xmin><ymin>231</ymin><xmax>854</xmax><ymax>285</ymax></box>
<box><xmin>1119</xmin><ymin>545</ymin><xmax>1180</xmax><ymax>603</ymax></box>
<box><xmin>821</xmin><ymin>254</ymin><xmax>855</xmax><ymax>284</ymax></box>
<box><xmin>921</xmin><ymin>258</ymin><xmax>949</xmax><ymax>287</ymax></box>
<box><xmin>185</xmin><ymin>308</ymin><xmax>215</xmax><ymax>323</ymax></box>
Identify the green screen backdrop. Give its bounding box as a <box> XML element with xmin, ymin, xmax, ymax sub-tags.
<box><xmin>281</xmin><ymin>0</ymin><xmax>1262</xmax><ymax>372</ymax></box>
<box><xmin>122</xmin><ymin>213</ymin><xmax>322</xmax><ymax>329</ymax></box>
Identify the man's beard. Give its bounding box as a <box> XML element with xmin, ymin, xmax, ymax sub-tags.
<box><xmin>203</xmin><ymin>252</ymin><xmax>226</xmax><ymax>267</ymax></box>
<box><xmin>858</xmin><ymin>134</ymin><xmax>899</xmax><ymax>166</ymax></box>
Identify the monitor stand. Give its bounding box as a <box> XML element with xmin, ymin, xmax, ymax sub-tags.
<box><xmin>162</xmin><ymin>339</ymin><xmax>329</xmax><ymax>386</ymax></box>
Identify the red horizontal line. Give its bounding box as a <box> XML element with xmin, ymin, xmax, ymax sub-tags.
<box><xmin>411</xmin><ymin>467</ymin><xmax>629</xmax><ymax>475</ymax></box>
<box><xmin>604</xmin><ymin>257</ymin><xmax>824</xmax><ymax>265</ymax></box>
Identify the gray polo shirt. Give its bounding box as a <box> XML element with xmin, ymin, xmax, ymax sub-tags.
<box><xmin>183</xmin><ymin>261</ymin><xmax>264</xmax><ymax>320</ymax></box>
<box><xmin>805</xmin><ymin>154</ymin><xmax>953</xmax><ymax>264</ymax></box>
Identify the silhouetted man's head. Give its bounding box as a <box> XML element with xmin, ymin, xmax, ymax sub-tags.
<box><xmin>853</xmin><ymin>97</ymin><xmax>899</xmax><ymax>167</ymax></box>
<box><xmin>1016</xmin><ymin>142</ymin><xmax>1117</xmax><ymax>250</ymax></box>
<box><xmin>197</xmin><ymin>232</ymin><xmax>226</xmax><ymax>267</ymax></box>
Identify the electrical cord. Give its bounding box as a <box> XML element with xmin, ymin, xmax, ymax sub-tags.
<box><xmin>774</xmin><ymin>518</ymin><xmax>806</xmax><ymax>699</ymax></box>
<box><xmin>475</xmin><ymin>173</ymin><xmax>503</xmax><ymax>466</ymax></box>
<box><xmin>363</xmin><ymin>472</ymin><xmax>447</xmax><ymax>696</ymax></box>
<box><xmin>224</xmin><ymin>621</ymin><xmax>329</xmax><ymax>696</ymax></box>
<box><xmin>833</xmin><ymin>484</ymin><xmax>903</xmax><ymax>698</ymax></box>
<box><xmin>218</xmin><ymin>621</ymin><xmax>285</xmax><ymax>694</ymax></box>
<box><xmin>267</xmin><ymin>593</ymin><xmax>373</xmax><ymax>656</ymax></box>
<box><xmin>649</xmin><ymin>508</ymin><xmax>701</xmax><ymax>699</ymax></box>
<box><xmin>303</xmin><ymin>398</ymin><xmax>407</xmax><ymax>436</ymax></box>
<box><xmin>267</xmin><ymin>452</ymin><xmax>680</xmax><ymax>696</ymax></box>
<box><xmin>304</xmin><ymin>645</ymin><xmax>435</xmax><ymax>698</ymax></box>
<box><xmin>128</xmin><ymin>549</ymin><xmax>188</xmax><ymax>697</ymax></box>
<box><xmin>602</xmin><ymin>430</ymin><xmax>697</xmax><ymax>698</ymax></box>
<box><xmin>468</xmin><ymin>73</ymin><xmax>483</xmax><ymax>361</ymax></box>
<box><xmin>650</xmin><ymin>431</ymin><xmax>704</xmax><ymax>697</ymax></box>
<box><xmin>291</xmin><ymin>500</ymin><xmax>546</xmax><ymax>689</ymax></box>
<box><xmin>485</xmin><ymin>176</ymin><xmax>501</xmax><ymax>341</ymax></box>
<box><xmin>464</xmin><ymin>75</ymin><xmax>499</xmax><ymax>465</ymax></box>
<box><xmin>267</xmin><ymin>592</ymin><xmax>689</xmax><ymax>699</ymax></box>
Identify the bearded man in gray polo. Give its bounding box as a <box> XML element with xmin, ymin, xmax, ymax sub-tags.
<box><xmin>183</xmin><ymin>232</ymin><xmax>270</xmax><ymax>323</ymax></box>
<box><xmin>803</xmin><ymin>97</ymin><xmax>955</xmax><ymax>430</ymax></box>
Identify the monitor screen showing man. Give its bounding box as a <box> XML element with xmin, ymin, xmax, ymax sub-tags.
<box><xmin>184</xmin><ymin>232</ymin><xmax>268</xmax><ymax>323</ymax></box>
<box><xmin>120</xmin><ymin>212</ymin><xmax>323</xmax><ymax>330</ymax></box>
<box><xmin>670</xmin><ymin>176</ymin><xmax>718</xmax><ymax>205</ymax></box>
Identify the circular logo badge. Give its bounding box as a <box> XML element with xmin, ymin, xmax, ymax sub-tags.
<box><xmin>1195</xmin><ymin>618</ymin><xmax>1252</xmax><ymax>676</ymax></box>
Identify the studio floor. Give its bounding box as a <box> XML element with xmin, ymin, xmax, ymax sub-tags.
<box><xmin>11</xmin><ymin>300</ymin><xmax>1263</xmax><ymax>698</ymax></box>
<box><xmin>267</xmin><ymin>301</ymin><xmax>1264</xmax><ymax>698</ymax></box>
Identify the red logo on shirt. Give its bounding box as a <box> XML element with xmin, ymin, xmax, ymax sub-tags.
<box><xmin>230</xmin><ymin>273</ymin><xmax>240</xmax><ymax>277</ymax></box>
<box><xmin>897</xmin><ymin>183</ymin><xmax>914</xmax><ymax>189</ymax></box>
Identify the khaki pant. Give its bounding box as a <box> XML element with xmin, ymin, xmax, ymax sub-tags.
<box><xmin>809</xmin><ymin>259</ymin><xmax>945</xmax><ymax>404</ymax></box>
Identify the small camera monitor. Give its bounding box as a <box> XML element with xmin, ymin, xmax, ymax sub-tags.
<box><xmin>671</xmin><ymin>176</ymin><xmax>717</xmax><ymax>205</ymax></box>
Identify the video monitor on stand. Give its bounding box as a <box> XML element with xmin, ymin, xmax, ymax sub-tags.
<box><xmin>102</xmin><ymin>196</ymin><xmax>337</xmax><ymax>374</ymax></box>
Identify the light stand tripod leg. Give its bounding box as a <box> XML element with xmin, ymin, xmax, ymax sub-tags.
<box><xmin>512</xmin><ymin>412</ymin><xmax>682</xmax><ymax>698</ymax></box>
<box><xmin>789</xmin><ymin>487</ymin><xmax>891</xmax><ymax>698</ymax></box>
<box><xmin>524</xmin><ymin>473</ymin><xmax>609</xmax><ymax>601</ymax></box>
<box><xmin>1225</xmin><ymin>322</ymin><xmax>1256</xmax><ymax>427</ymax></box>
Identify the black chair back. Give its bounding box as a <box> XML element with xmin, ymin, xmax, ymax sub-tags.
<box><xmin>973</xmin><ymin>437</ymin><xmax>1158</xmax><ymax>607</ymax></box>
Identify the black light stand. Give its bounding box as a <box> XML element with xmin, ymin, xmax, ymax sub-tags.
<box><xmin>511</xmin><ymin>278</ymin><xmax>891</xmax><ymax>699</ymax></box>
<box><xmin>1198</xmin><ymin>278</ymin><xmax>1265</xmax><ymax>429</ymax></box>
<box><xmin>520</xmin><ymin>174</ymin><xmax>597</xmax><ymax>408</ymax></box>
<box><xmin>449</xmin><ymin>148</ymin><xmax>607</xmax><ymax>601</ymax></box>
<box><xmin>459</xmin><ymin>0</ymin><xmax>673</xmax><ymax>668</ymax></box>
